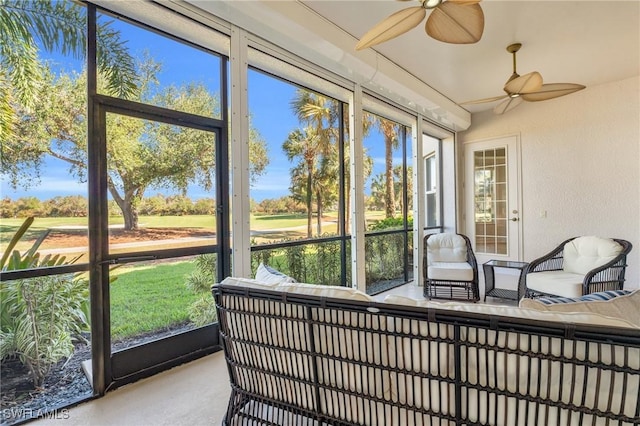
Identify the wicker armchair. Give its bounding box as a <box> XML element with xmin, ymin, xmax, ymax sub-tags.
<box><xmin>521</xmin><ymin>236</ymin><xmax>632</xmax><ymax>298</ymax></box>
<box><xmin>423</xmin><ymin>233</ymin><xmax>479</xmax><ymax>301</ymax></box>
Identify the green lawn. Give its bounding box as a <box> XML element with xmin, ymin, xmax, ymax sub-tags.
<box><xmin>251</xmin><ymin>213</ymin><xmax>309</xmax><ymax>229</ymax></box>
<box><xmin>1</xmin><ymin>213</ymin><xmax>352</xmax><ymax>251</ymax></box>
<box><xmin>109</xmin><ymin>260</ymin><xmax>201</xmax><ymax>340</ymax></box>
<box><xmin>1</xmin><ymin>210</ymin><xmax>388</xmax><ymax>237</ymax></box>
<box><xmin>2</xmin><ymin>212</ymin><xmax>336</xmax><ymax>238</ymax></box>
<box><xmin>1</xmin><ymin>213</ymin><xmax>333</xmax><ymax>229</ymax></box>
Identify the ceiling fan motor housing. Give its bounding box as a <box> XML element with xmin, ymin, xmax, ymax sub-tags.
<box><xmin>460</xmin><ymin>42</ymin><xmax>585</xmax><ymax>114</ymax></box>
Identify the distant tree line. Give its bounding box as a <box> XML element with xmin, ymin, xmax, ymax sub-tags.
<box><xmin>2</xmin><ymin>186</ymin><xmax>412</xmax><ymax>219</ymax></box>
<box><xmin>251</xmin><ymin>196</ymin><xmax>307</xmax><ymax>215</ymax></box>
<box><xmin>1</xmin><ymin>194</ymin><xmax>217</xmax><ymax>219</ymax></box>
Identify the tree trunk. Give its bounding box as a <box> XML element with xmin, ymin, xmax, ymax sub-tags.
<box><xmin>385</xmin><ymin>134</ymin><xmax>396</xmax><ymax>219</ymax></box>
<box><xmin>122</xmin><ymin>201</ymin><xmax>139</xmax><ymax>231</ymax></box>
<box><xmin>344</xmin><ymin>167</ymin><xmax>352</xmax><ymax>234</ymax></box>
<box><xmin>107</xmin><ymin>182</ymin><xmax>140</xmax><ymax>231</ymax></box>
<box><xmin>306</xmin><ymin>171</ymin><xmax>313</xmax><ymax>238</ymax></box>
<box><xmin>316</xmin><ymin>189</ymin><xmax>323</xmax><ymax>235</ymax></box>
<box><xmin>345</xmin><ymin>191</ymin><xmax>350</xmax><ymax>234</ymax></box>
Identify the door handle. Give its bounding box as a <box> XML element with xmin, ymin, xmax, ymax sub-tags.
<box><xmin>510</xmin><ymin>217</ymin><xmax>519</xmax><ymax>222</ymax></box>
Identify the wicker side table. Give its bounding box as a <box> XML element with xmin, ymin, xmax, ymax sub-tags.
<box><xmin>483</xmin><ymin>260</ymin><xmax>529</xmax><ymax>302</ymax></box>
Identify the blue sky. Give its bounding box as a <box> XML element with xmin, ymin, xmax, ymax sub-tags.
<box><xmin>1</xmin><ymin>8</ymin><xmax>397</xmax><ymax>203</ymax></box>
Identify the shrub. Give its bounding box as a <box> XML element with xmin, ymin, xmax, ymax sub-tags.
<box><xmin>0</xmin><ymin>217</ymin><xmax>89</xmax><ymax>387</ymax></box>
<box><xmin>365</xmin><ymin>233</ymin><xmax>405</xmax><ymax>284</ymax></box>
<box><xmin>368</xmin><ymin>216</ymin><xmax>413</xmax><ymax>231</ymax></box>
<box><xmin>184</xmin><ymin>254</ymin><xmax>217</xmax><ymax>326</ymax></box>
<box><xmin>0</xmin><ymin>274</ymin><xmax>89</xmax><ymax>387</ymax></box>
<box><xmin>250</xmin><ymin>237</ymin><xmax>343</xmax><ymax>286</ymax></box>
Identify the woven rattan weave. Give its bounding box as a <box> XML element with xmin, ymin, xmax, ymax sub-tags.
<box><xmin>521</xmin><ymin>237</ymin><xmax>632</xmax><ymax>298</ymax></box>
<box><xmin>423</xmin><ymin>233</ymin><xmax>480</xmax><ymax>302</ymax></box>
<box><xmin>213</xmin><ymin>283</ymin><xmax>640</xmax><ymax>425</ymax></box>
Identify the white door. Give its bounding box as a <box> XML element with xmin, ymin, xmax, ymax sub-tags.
<box><xmin>464</xmin><ymin>135</ymin><xmax>522</xmax><ymax>267</ymax></box>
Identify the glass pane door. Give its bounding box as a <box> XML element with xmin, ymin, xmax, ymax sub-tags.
<box><xmin>101</xmin><ymin>108</ymin><xmax>224</xmax><ymax>388</ymax></box>
<box><xmin>465</xmin><ymin>136</ymin><xmax>521</xmax><ymax>263</ymax></box>
<box><xmin>473</xmin><ymin>147</ymin><xmax>508</xmax><ymax>255</ymax></box>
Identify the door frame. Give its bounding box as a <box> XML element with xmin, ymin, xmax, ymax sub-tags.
<box><xmin>90</xmin><ymin>95</ymin><xmax>227</xmax><ymax>394</ymax></box>
<box><xmin>463</xmin><ymin>134</ymin><xmax>523</xmax><ymax>265</ymax></box>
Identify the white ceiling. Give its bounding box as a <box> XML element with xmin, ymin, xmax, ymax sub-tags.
<box><xmin>301</xmin><ymin>0</ymin><xmax>640</xmax><ymax>113</ymax></box>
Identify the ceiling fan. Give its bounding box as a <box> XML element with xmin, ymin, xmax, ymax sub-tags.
<box><xmin>355</xmin><ymin>0</ymin><xmax>484</xmax><ymax>51</ymax></box>
<box><xmin>462</xmin><ymin>43</ymin><xmax>586</xmax><ymax>115</ymax></box>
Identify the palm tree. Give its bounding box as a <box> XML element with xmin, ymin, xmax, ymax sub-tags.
<box><xmin>290</xmin><ymin>91</ymin><xmax>381</xmax><ymax>234</ymax></box>
<box><xmin>0</xmin><ymin>0</ymin><xmax>136</xmax><ymax>142</ymax></box>
<box><xmin>375</xmin><ymin>117</ymin><xmax>401</xmax><ymax>219</ymax></box>
<box><xmin>289</xmin><ymin>90</ymin><xmax>339</xmax><ymax>234</ymax></box>
<box><xmin>369</xmin><ymin>174</ymin><xmax>387</xmax><ymax>212</ymax></box>
<box><xmin>290</xmin><ymin>89</ymin><xmax>339</xmax><ymax>148</ymax></box>
<box><xmin>283</xmin><ymin>127</ymin><xmax>321</xmax><ymax>238</ymax></box>
<box><xmin>373</xmin><ymin>165</ymin><xmax>413</xmax><ymax>216</ymax></box>
<box><xmin>312</xmin><ymin>151</ymin><xmax>339</xmax><ymax>235</ymax></box>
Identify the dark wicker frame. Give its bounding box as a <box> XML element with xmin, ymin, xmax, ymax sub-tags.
<box><xmin>423</xmin><ymin>233</ymin><xmax>479</xmax><ymax>301</ymax></box>
<box><xmin>521</xmin><ymin>237</ymin><xmax>632</xmax><ymax>298</ymax></box>
<box><xmin>213</xmin><ymin>283</ymin><xmax>640</xmax><ymax>425</ymax></box>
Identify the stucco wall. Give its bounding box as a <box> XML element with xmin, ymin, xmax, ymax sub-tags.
<box><xmin>459</xmin><ymin>76</ymin><xmax>640</xmax><ymax>289</ymax></box>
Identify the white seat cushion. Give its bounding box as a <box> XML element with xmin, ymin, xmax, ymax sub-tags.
<box><xmin>428</xmin><ymin>262</ymin><xmax>473</xmax><ymax>281</ymax></box>
<box><xmin>526</xmin><ymin>270</ymin><xmax>585</xmax><ymax>298</ymax></box>
<box><xmin>563</xmin><ymin>236</ymin><xmax>623</xmax><ymax>274</ymax></box>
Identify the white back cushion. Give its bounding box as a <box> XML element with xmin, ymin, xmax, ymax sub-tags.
<box><xmin>383</xmin><ymin>294</ymin><xmax>639</xmax><ymax>329</ymax></box>
<box><xmin>221</xmin><ymin>276</ymin><xmax>280</xmax><ymax>289</ymax></box>
<box><xmin>563</xmin><ymin>236</ymin><xmax>623</xmax><ymax>275</ymax></box>
<box><xmin>276</xmin><ymin>282</ymin><xmax>373</xmax><ymax>301</ymax></box>
<box><xmin>427</xmin><ymin>233</ymin><xmax>468</xmax><ymax>263</ymax></box>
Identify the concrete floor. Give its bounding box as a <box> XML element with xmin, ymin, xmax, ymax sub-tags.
<box><xmin>32</xmin><ymin>352</ymin><xmax>230</xmax><ymax>426</ymax></box>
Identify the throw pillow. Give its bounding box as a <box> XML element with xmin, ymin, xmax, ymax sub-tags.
<box><xmin>255</xmin><ymin>262</ymin><xmax>297</xmax><ymax>284</ymax></box>
<box><xmin>519</xmin><ymin>289</ymin><xmax>640</xmax><ymax>328</ymax></box>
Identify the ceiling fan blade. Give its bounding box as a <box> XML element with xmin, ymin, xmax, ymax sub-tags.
<box><xmin>504</xmin><ymin>71</ymin><xmax>543</xmax><ymax>95</ymax></box>
<box><xmin>425</xmin><ymin>1</ymin><xmax>484</xmax><ymax>44</ymax></box>
<box><xmin>399</xmin><ymin>0</ymin><xmax>481</xmax><ymax>2</ymax></box>
<box><xmin>447</xmin><ymin>0</ymin><xmax>482</xmax><ymax>4</ymax></box>
<box><xmin>493</xmin><ymin>96</ymin><xmax>523</xmax><ymax>115</ymax></box>
<box><xmin>356</xmin><ymin>7</ymin><xmax>426</xmax><ymax>50</ymax></box>
<box><xmin>521</xmin><ymin>83</ymin><xmax>586</xmax><ymax>102</ymax></box>
<box><xmin>460</xmin><ymin>94</ymin><xmax>508</xmax><ymax>105</ymax></box>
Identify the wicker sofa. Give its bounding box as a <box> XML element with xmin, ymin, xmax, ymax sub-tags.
<box><xmin>213</xmin><ymin>277</ymin><xmax>640</xmax><ymax>426</ymax></box>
